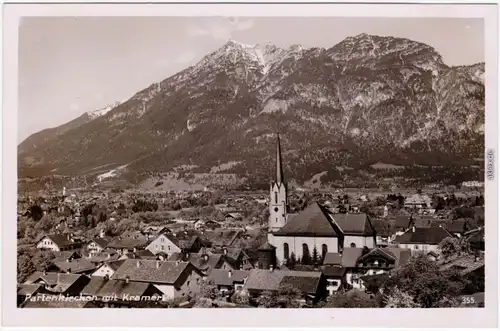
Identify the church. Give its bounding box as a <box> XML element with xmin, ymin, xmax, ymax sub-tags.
<box><xmin>266</xmin><ymin>133</ymin><xmax>377</xmax><ymax>267</ymax></box>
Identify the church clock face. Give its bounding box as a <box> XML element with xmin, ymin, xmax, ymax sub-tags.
<box><xmin>274</xmin><ymin>207</ymin><xmax>279</xmax><ymax>212</ymax></box>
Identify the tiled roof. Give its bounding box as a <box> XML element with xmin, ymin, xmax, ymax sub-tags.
<box><xmin>168</xmin><ymin>252</ymin><xmax>223</xmax><ymax>274</ymax></box>
<box><xmin>94</xmin><ymin>279</ymin><xmax>155</xmax><ymax>298</ymax></box>
<box><xmin>281</xmin><ymin>275</ymin><xmax>321</xmax><ymax>294</ymax></box>
<box><xmin>17</xmin><ymin>284</ymin><xmax>42</xmax><ymax>296</ymax></box>
<box><xmin>83</xmin><ymin>252</ymin><xmax>120</xmax><ymax>264</ymax></box>
<box><xmin>42</xmin><ymin>234</ymin><xmax>73</xmax><ymax>248</ymax></box>
<box><xmin>111</xmin><ymin>259</ymin><xmax>199</xmax><ymax>285</ymax></box>
<box><xmin>120</xmin><ymin>249</ymin><xmax>157</xmax><ymax>260</ymax></box>
<box><xmin>320</xmin><ymin>266</ymin><xmax>347</xmax><ymax>277</ymax></box>
<box><xmin>89</xmin><ymin>238</ymin><xmax>109</xmax><ymax>248</ymax></box>
<box><xmin>24</xmin><ymin>272</ymin><xmax>84</xmax><ymax>293</ymax></box>
<box><xmin>53</xmin><ymin>258</ymin><xmax>97</xmax><ymax>273</ymax></box>
<box><xmin>332</xmin><ymin>213</ymin><xmax>375</xmax><ymax>236</ymax></box>
<box><xmin>106</xmin><ymin>260</ymin><xmax>126</xmax><ymax>271</ymax></box>
<box><xmin>52</xmin><ymin>250</ymin><xmax>81</xmax><ymax>262</ymax></box>
<box><xmin>207</xmin><ymin>269</ymin><xmax>250</xmax><ymax>286</ymax></box>
<box><xmin>244</xmin><ymin>269</ymin><xmax>322</xmax><ymax>293</ymax></box>
<box><xmin>439</xmin><ymin>255</ymin><xmax>485</xmax><ymax>275</ymax></box>
<box><xmin>340</xmin><ymin>247</ymin><xmax>363</xmax><ymax>268</ymax></box>
<box><xmin>81</xmin><ymin>276</ymin><xmax>108</xmax><ymax>296</ymax></box>
<box><xmin>323</xmin><ymin>252</ymin><xmax>342</xmax><ymax>265</ymax></box>
<box><xmin>394</xmin><ymin>215</ymin><xmax>411</xmax><ymax>229</ymax></box>
<box><xmin>275</xmin><ymin>203</ymin><xmax>342</xmax><ymax>237</ymax></box>
<box><xmin>107</xmin><ymin>235</ymin><xmax>150</xmax><ymax>249</ymax></box>
<box><xmin>394</xmin><ymin>227</ymin><xmax>452</xmax><ymax>245</ymax></box>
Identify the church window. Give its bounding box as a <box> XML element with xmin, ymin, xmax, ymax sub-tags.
<box><xmin>321</xmin><ymin>244</ymin><xmax>328</xmax><ymax>258</ymax></box>
<box><xmin>276</xmin><ymin>218</ymin><xmax>278</xmax><ymax>223</ymax></box>
<box><xmin>350</xmin><ymin>243</ymin><xmax>356</xmax><ymax>248</ymax></box>
<box><xmin>284</xmin><ymin>243</ymin><xmax>289</xmax><ymax>261</ymax></box>
<box><xmin>275</xmin><ymin>192</ymin><xmax>278</xmax><ymax>204</ymax></box>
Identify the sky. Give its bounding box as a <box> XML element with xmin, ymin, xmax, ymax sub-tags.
<box><xmin>18</xmin><ymin>17</ymin><xmax>484</xmax><ymax>143</ymax></box>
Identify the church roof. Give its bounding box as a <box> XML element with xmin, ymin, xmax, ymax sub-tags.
<box><xmin>274</xmin><ymin>202</ymin><xmax>343</xmax><ymax>237</ymax></box>
<box><xmin>331</xmin><ymin>213</ymin><xmax>376</xmax><ymax>236</ymax></box>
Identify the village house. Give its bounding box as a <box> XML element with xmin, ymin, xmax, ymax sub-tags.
<box><xmin>47</xmin><ymin>257</ymin><xmax>97</xmax><ymax>275</ymax></box>
<box><xmin>111</xmin><ymin>259</ymin><xmax>204</xmax><ymax>301</ymax></box>
<box><xmin>118</xmin><ymin>248</ymin><xmax>157</xmax><ymax>260</ymax></box>
<box><xmin>394</xmin><ymin>226</ymin><xmax>453</xmax><ymax>254</ymax></box>
<box><xmin>86</xmin><ymin>237</ymin><xmax>109</xmax><ymax>253</ymax></box>
<box><xmin>17</xmin><ymin>284</ymin><xmax>43</xmax><ymax>307</ymax></box>
<box><xmin>207</xmin><ymin>269</ymin><xmax>250</xmax><ymax>295</ymax></box>
<box><xmin>211</xmin><ymin>246</ymin><xmax>255</xmax><ymax>270</ymax></box>
<box><xmin>23</xmin><ymin>272</ymin><xmax>90</xmax><ymax>296</ymax></box>
<box><xmin>167</xmin><ymin>251</ymin><xmax>235</xmax><ymax>275</ymax></box>
<box><xmin>324</xmin><ymin>246</ymin><xmax>411</xmax><ymax>290</ymax></box>
<box><xmin>107</xmin><ymin>233</ymin><xmax>150</xmax><ymax>255</ymax></box>
<box><xmin>36</xmin><ymin>234</ymin><xmax>83</xmax><ymax>252</ymax></box>
<box><xmin>80</xmin><ymin>276</ymin><xmax>164</xmax><ymax>308</ymax></box>
<box><xmin>404</xmin><ymin>193</ymin><xmax>432</xmax><ymax>210</ymax></box>
<box><xmin>243</xmin><ymin>268</ymin><xmax>327</xmax><ymax>305</ymax></box>
<box><xmin>92</xmin><ymin>260</ymin><xmax>126</xmax><ymax>278</ymax></box>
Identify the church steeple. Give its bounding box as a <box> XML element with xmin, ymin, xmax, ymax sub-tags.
<box><xmin>276</xmin><ymin>132</ymin><xmax>284</xmax><ymax>184</ymax></box>
<box><xmin>269</xmin><ymin>131</ymin><xmax>287</xmax><ymax>233</ymax></box>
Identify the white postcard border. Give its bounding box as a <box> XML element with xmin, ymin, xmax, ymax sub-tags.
<box><xmin>2</xmin><ymin>2</ymin><xmax>498</xmax><ymax>328</ymax></box>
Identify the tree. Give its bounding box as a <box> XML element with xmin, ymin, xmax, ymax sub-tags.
<box><xmin>382</xmin><ymin>254</ymin><xmax>467</xmax><ymax>308</ymax></box>
<box><xmin>439</xmin><ymin>237</ymin><xmax>460</xmax><ymax>261</ymax></box>
<box><xmin>27</xmin><ymin>205</ymin><xmax>44</xmax><ymax>222</ymax></box>
<box><xmin>325</xmin><ymin>290</ymin><xmax>379</xmax><ymax>308</ymax></box>
<box><xmin>256</xmin><ymin>290</ymin><xmax>279</xmax><ymax>308</ymax></box>
<box><xmin>230</xmin><ymin>290</ymin><xmax>250</xmax><ymax>306</ymax></box>
<box><xmin>199</xmin><ymin>279</ymin><xmax>219</xmax><ymax>300</ymax></box>
<box><xmin>384</xmin><ymin>287</ymin><xmax>420</xmax><ymax>308</ymax></box>
<box><xmin>286</xmin><ymin>252</ymin><xmax>297</xmax><ymax>269</ymax></box>
<box><xmin>300</xmin><ymin>249</ymin><xmax>312</xmax><ymax>265</ymax></box>
<box><xmin>311</xmin><ymin>246</ymin><xmax>320</xmax><ymax>265</ymax></box>
<box><xmin>276</xmin><ymin>284</ymin><xmax>302</xmax><ymax>308</ymax></box>
<box><xmin>17</xmin><ymin>248</ymin><xmax>55</xmax><ymax>283</ymax></box>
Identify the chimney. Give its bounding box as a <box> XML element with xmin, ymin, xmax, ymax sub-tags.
<box><xmin>269</xmin><ymin>265</ymin><xmax>274</xmax><ymax>272</ymax></box>
<box><xmin>125</xmin><ymin>276</ymin><xmax>130</xmax><ymax>284</ymax></box>
<box><xmin>133</xmin><ymin>247</ymin><xmax>137</xmax><ymax>253</ymax></box>
<box><xmin>136</xmin><ymin>260</ymin><xmax>141</xmax><ymax>268</ymax></box>
<box><xmin>156</xmin><ymin>261</ymin><xmax>161</xmax><ymax>269</ymax></box>
<box><xmin>99</xmin><ymin>229</ymin><xmax>105</xmax><ymax>238</ymax></box>
<box><xmin>412</xmin><ymin>226</ymin><xmax>415</xmax><ymax>233</ymax></box>
<box><xmin>203</xmin><ymin>254</ymin><xmax>209</xmax><ymax>262</ymax></box>
<box><xmin>108</xmin><ymin>253</ymin><xmax>111</xmax><ymax>259</ymax></box>
<box><xmin>223</xmin><ymin>248</ymin><xmax>228</xmax><ymax>256</ymax></box>
<box><xmin>175</xmin><ymin>260</ymin><xmax>180</xmax><ymax>266</ymax></box>
<box><xmin>228</xmin><ymin>269</ymin><xmax>233</xmax><ymax>278</ymax></box>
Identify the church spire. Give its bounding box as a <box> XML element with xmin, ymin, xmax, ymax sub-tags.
<box><xmin>276</xmin><ymin>132</ymin><xmax>284</xmax><ymax>184</ymax></box>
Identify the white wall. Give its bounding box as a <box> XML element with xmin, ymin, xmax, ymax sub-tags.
<box><xmin>270</xmin><ymin>235</ymin><xmax>339</xmax><ymax>265</ymax></box>
<box><xmin>92</xmin><ymin>265</ymin><xmax>115</xmax><ymax>277</ymax></box>
<box><xmin>146</xmin><ymin>234</ymin><xmax>181</xmax><ymax>255</ymax></box>
<box><xmin>344</xmin><ymin>235</ymin><xmax>375</xmax><ymax>249</ymax></box>
<box><xmin>326</xmin><ymin>278</ymin><xmax>342</xmax><ymax>295</ymax></box>
<box><xmin>153</xmin><ymin>269</ymin><xmax>202</xmax><ymax>301</ymax></box>
<box><xmin>36</xmin><ymin>238</ymin><xmax>60</xmax><ymax>251</ymax></box>
<box><xmin>269</xmin><ymin>183</ymin><xmax>287</xmax><ymax>232</ymax></box>
<box><xmin>398</xmin><ymin>243</ymin><xmax>439</xmax><ymax>254</ymax></box>
<box><xmin>87</xmin><ymin>242</ymin><xmax>104</xmax><ymax>253</ymax></box>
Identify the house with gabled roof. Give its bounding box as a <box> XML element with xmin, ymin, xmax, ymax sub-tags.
<box><xmin>92</xmin><ymin>260</ymin><xmax>125</xmax><ymax>278</ymax></box>
<box><xmin>81</xmin><ymin>276</ymin><xmax>164</xmax><ymax>308</ymax></box>
<box><xmin>23</xmin><ymin>272</ymin><xmax>90</xmax><ymax>296</ymax></box>
<box><xmin>111</xmin><ymin>259</ymin><xmax>204</xmax><ymax>300</ymax></box>
<box><xmin>243</xmin><ymin>269</ymin><xmax>327</xmax><ymax>305</ymax></box>
<box><xmin>394</xmin><ymin>226</ymin><xmax>453</xmax><ymax>254</ymax></box>
<box><xmin>107</xmin><ymin>233</ymin><xmax>150</xmax><ymax>255</ymax></box>
<box><xmin>48</xmin><ymin>258</ymin><xmax>97</xmax><ymax>275</ymax></box>
<box><xmin>167</xmin><ymin>251</ymin><xmax>234</xmax><ymax>275</ymax></box>
<box><xmin>86</xmin><ymin>237</ymin><xmax>109</xmax><ymax>253</ymax></box>
<box><xmin>36</xmin><ymin>234</ymin><xmax>83</xmax><ymax>252</ymax></box>
<box><xmin>207</xmin><ymin>269</ymin><xmax>250</xmax><ymax>294</ymax></box>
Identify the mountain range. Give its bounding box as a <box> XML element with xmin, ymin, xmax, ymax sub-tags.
<box><xmin>18</xmin><ymin>33</ymin><xmax>485</xmax><ymax>187</ymax></box>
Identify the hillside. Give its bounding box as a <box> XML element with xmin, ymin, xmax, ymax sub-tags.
<box><xmin>18</xmin><ymin>34</ymin><xmax>485</xmax><ymax>187</ymax></box>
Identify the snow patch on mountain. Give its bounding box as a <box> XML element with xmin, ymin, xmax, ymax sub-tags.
<box><xmin>261</xmin><ymin>99</ymin><xmax>289</xmax><ymax>114</ymax></box>
<box><xmin>87</xmin><ymin>101</ymin><xmax>121</xmax><ymax>120</ymax></box>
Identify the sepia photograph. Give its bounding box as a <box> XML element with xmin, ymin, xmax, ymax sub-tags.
<box><xmin>2</xmin><ymin>1</ymin><xmax>498</xmax><ymax>328</ymax></box>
